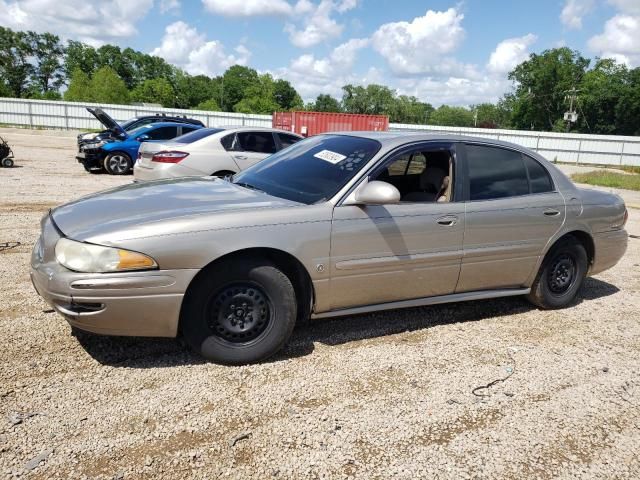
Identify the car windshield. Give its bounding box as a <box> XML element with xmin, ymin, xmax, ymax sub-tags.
<box><xmin>121</xmin><ymin>118</ymin><xmax>138</xmax><ymax>130</ymax></box>
<box><xmin>173</xmin><ymin>128</ymin><xmax>225</xmax><ymax>144</ymax></box>
<box><xmin>232</xmin><ymin>134</ymin><xmax>381</xmax><ymax>204</ymax></box>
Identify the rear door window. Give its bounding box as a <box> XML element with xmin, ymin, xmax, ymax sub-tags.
<box><xmin>277</xmin><ymin>133</ymin><xmax>302</xmax><ymax>149</ymax></box>
<box><xmin>467</xmin><ymin>144</ymin><xmax>529</xmax><ymax>200</ymax></box>
<box><xmin>237</xmin><ymin>132</ymin><xmax>277</xmax><ymax>154</ymax></box>
<box><xmin>221</xmin><ymin>133</ymin><xmax>236</xmax><ymax>151</ymax></box>
<box><xmin>523</xmin><ymin>155</ymin><xmax>554</xmax><ymax>193</ymax></box>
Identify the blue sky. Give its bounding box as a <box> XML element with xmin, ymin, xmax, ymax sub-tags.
<box><xmin>1</xmin><ymin>0</ymin><xmax>639</xmax><ymax>105</ymax></box>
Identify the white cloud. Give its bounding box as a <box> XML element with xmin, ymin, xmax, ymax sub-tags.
<box><xmin>151</xmin><ymin>21</ymin><xmax>251</xmax><ymax>76</ymax></box>
<box><xmin>0</xmin><ymin>0</ymin><xmax>153</xmax><ymax>44</ymax></box>
<box><xmin>487</xmin><ymin>34</ymin><xmax>537</xmax><ymax>74</ymax></box>
<box><xmin>608</xmin><ymin>0</ymin><xmax>640</xmax><ymax>15</ymax></box>
<box><xmin>160</xmin><ymin>0</ymin><xmax>180</xmax><ymax>14</ymax></box>
<box><xmin>202</xmin><ymin>0</ymin><xmax>293</xmax><ymax>16</ymax></box>
<box><xmin>371</xmin><ymin>8</ymin><xmax>465</xmax><ymax>75</ymax></box>
<box><xmin>277</xmin><ymin>37</ymin><xmax>369</xmax><ymax>99</ymax></box>
<box><xmin>285</xmin><ymin>0</ymin><xmax>357</xmax><ymax>48</ymax></box>
<box><xmin>560</xmin><ymin>0</ymin><xmax>595</xmax><ymax>29</ymax></box>
<box><xmin>396</xmin><ymin>76</ymin><xmax>510</xmax><ymax>107</ymax></box>
<box><xmin>588</xmin><ymin>14</ymin><xmax>640</xmax><ymax>66</ymax></box>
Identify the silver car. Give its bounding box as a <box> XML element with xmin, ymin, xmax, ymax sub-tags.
<box><xmin>31</xmin><ymin>132</ymin><xmax>628</xmax><ymax>364</ymax></box>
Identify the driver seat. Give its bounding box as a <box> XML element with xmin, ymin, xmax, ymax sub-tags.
<box><xmin>402</xmin><ymin>166</ymin><xmax>449</xmax><ymax>202</ymax></box>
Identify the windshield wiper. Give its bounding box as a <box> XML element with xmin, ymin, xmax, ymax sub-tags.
<box><xmin>234</xmin><ymin>181</ymin><xmax>265</xmax><ymax>193</ymax></box>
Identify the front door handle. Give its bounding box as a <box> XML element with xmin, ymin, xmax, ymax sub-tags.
<box><xmin>234</xmin><ymin>155</ymin><xmax>248</xmax><ymax>160</ymax></box>
<box><xmin>436</xmin><ymin>215</ymin><xmax>458</xmax><ymax>226</ymax></box>
<box><xmin>544</xmin><ymin>209</ymin><xmax>561</xmax><ymax>217</ymax></box>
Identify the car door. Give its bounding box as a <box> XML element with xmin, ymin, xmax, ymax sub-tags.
<box><xmin>233</xmin><ymin>131</ymin><xmax>277</xmax><ymax>169</ymax></box>
<box><xmin>456</xmin><ymin>143</ymin><xmax>565</xmax><ymax>292</ymax></box>
<box><xmin>329</xmin><ymin>142</ymin><xmax>465</xmax><ymax>310</ymax></box>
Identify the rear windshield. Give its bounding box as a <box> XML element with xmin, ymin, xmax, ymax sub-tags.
<box><xmin>232</xmin><ymin>135</ymin><xmax>381</xmax><ymax>204</ymax></box>
<box><xmin>173</xmin><ymin>128</ymin><xmax>224</xmax><ymax>144</ymax></box>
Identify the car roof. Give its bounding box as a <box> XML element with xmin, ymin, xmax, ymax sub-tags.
<box><xmin>327</xmin><ymin>130</ymin><xmax>536</xmax><ymax>154</ymax></box>
<box><xmin>137</xmin><ymin>121</ymin><xmax>203</xmax><ymax>129</ymax></box>
<box><xmin>212</xmin><ymin>126</ymin><xmax>303</xmax><ymax>136</ymax></box>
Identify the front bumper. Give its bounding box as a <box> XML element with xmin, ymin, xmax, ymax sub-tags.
<box><xmin>31</xmin><ymin>216</ymin><xmax>199</xmax><ymax>337</ymax></box>
<box><xmin>76</xmin><ymin>150</ymin><xmax>105</xmax><ymax>171</ymax></box>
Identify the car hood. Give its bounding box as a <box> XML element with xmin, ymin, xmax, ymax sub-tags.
<box><xmin>87</xmin><ymin>107</ymin><xmax>125</xmax><ymax>136</ymax></box>
<box><xmin>51</xmin><ymin>177</ymin><xmax>300</xmax><ymax>242</ymax></box>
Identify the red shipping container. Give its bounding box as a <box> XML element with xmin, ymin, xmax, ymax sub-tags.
<box><xmin>272</xmin><ymin>111</ymin><xmax>389</xmax><ymax>137</ymax></box>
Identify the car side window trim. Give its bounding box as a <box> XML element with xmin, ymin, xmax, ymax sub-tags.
<box><xmin>460</xmin><ymin>142</ymin><xmax>558</xmax><ymax>202</ymax></box>
<box><xmin>336</xmin><ymin>141</ymin><xmax>461</xmax><ymax>206</ymax></box>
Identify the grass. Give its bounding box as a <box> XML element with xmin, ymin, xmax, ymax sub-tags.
<box><xmin>571</xmin><ymin>170</ymin><xmax>640</xmax><ymax>191</ymax></box>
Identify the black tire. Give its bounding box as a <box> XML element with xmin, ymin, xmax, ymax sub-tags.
<box><xmin>211</xmin><ymin>170</ymin><xmax>235</xmax><ymax>178</ymax></box>
<box><xmin>527</xmin><ymin>236</ymin><xmax>588</xmax><ymax>309</ymax></box>
<box><xmin>103</xmin><ymin>152</ymin><xmax>132</xmax><ymax>175</ymax></box>
<box><xmin>1</xmin><ymin>157</ymin><xmax>14</xmax><ymax>168</ymax></box>
<box><xmin>181</xmin><ymin>258</ymin><xmax>297</xmax><ymax>365</ymax></box>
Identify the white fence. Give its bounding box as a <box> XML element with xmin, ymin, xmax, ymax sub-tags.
<box><xmin>1</xmin><ymin>97</ymin><xmax>639</xmax><ymax>166</ymax></box>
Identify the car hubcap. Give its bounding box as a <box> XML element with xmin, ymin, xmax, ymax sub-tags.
<box><xmin>548</xmin><ymin>253</ymin><xmax>576</xmax><ymax>294</ymax></box>
<box><xmin>208</xmin><ymin>283</ymin><xmax>271</xmax><ymax>343</ymax></box>
<box><xmin>109</xmin><ymin>155</ymin><xmax>127</xmax><ymax>173</ymax></box>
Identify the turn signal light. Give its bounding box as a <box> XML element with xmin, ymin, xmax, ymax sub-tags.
<box><xmin>152</xmin><ymin>151</ymin><xmax>189</xmax><ymax>163</ymax></box>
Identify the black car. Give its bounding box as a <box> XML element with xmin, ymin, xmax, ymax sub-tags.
<box><xmin>77</xmin><ymin>108</ymin><xmax>205</xmax><ymax>151</ymax></box>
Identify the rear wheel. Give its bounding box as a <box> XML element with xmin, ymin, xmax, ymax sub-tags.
<box><xmin>211</xmin><ymin>170</ymin><xmax>235</xmax><ymax>178</ymax></box>
<box><xmin>181</xmin><ymin>258</ymin><xmax>297</xmax><ymax>365</ymax></box>
<box><xmin>527</xmin><ymin>236</ymin><xmax>588</xmax><ymax>309</ymax></box>
<box><xmin>1</xmin><ymin>157</ymin><xmax>14</xmax><ymax>168</ymax></box>
<box><xmin>104</xmin><ymin>153</ymin><xmax>132</xmax><ymax>175</ymax></box>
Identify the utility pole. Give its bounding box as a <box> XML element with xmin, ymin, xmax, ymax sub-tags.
<box><xmin>563</xmin><ymin>87</ymin><xmax>579</xmax><ymax>132</ymax></box>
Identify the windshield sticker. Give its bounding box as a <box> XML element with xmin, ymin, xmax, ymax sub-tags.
<box><xmin>314</xmin><ymin>149</ymin><xmax>347</xmax><ymax>164</ymax></box>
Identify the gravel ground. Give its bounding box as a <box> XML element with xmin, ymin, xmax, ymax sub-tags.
<box><xmin>1</xmin><ymin>128</ymin><xmax>639</xmax><ymax>479</ymax></box>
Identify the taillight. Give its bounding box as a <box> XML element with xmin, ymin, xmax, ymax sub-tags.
<box><xmin>623</xmin><ymin>208</ymin><xmax>628</xmax><ymax>227</ymax></box>
<box><xmin>137</xmin><ymin>151</ymin><xmax>141</xmax><ymax>160</ymax></box>
<box><xmin>152</xmin><ymin>151</ymin><xmax>189</xmax><ymax>163</ymax></box>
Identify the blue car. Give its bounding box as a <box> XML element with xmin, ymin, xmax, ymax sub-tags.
<box><xmin>77</xmin><ymin>111</ymin><xmax>203</xmax><ymax>175</ymax></box>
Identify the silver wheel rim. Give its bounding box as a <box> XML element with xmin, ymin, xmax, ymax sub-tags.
<box><xmin>108</xmin><ymin>155</ymin><xmax>129</xmax><ymax>174</ymax></box>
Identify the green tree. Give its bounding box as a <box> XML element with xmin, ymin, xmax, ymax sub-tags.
<box><xmin>577</xmin><ymin>58</ymin><xmax>628</xmax><ymax>135</ymax></box>
<box><xmin>28</xmin><ymin>31</ymin><xmax>64</xmax><ymax>94</ymax></box>
<box><xmin>233</xmin><ymin>73</ymin><xmax>279</xmax><ymax>114</ymax></box>
<box><xmin>131</xmin><ymin>78</ymin><xmax>175</xmax><ymax>107</ymax></box>
<box><xmin>90</xmin><ymin>66</ymin><xmax>129</xmax><ymax>104</ymax></box>
<box><xmin>96</xmin><ymin>44</ymin><xmax>135</xmax><ymax>89</ymax></box>
<box><xmin>0</xmin><ymin>26</ymin><xmax>34</xmax><ymax>97</ymax></box>
<box><xmin>221</xmin><ymin>65</ymin><xmax>259</xmax><ymax>111</ymax></box>
<box><xmin>614</xmin><ymin>67</ymin><xmax>640</xmax><ymax>136</ymax></box>
<box><xmin>174</xmin><ymin>72</ymin><xmax>219</xmax><ymax>109</ymax></box>
<box><xmin>391</xmin><ymin>95</ymin><xmax>433</xmax><ymax>124</ymax></box>
<box><xmin>342</xmin><ymin>84</ymin><xmax>396</xmax><ymax>115</ymax></box>
<box><xmin>470</xmin><ymin>103</ymin><xmax>510</xmax><ymax>128</ymax></box>
<box><xmin>195</xmin><ymin>98</ymin><xmax>221</xmax><ymax>111</ymax></box>
<box><xmin>429</xmin><ymin>105</ymin><xmax>474</xmax><ymax>127</ymax></box>
<box><xmin>507</xmin><ymin>47</ymin><xmax>590</xmax><ymax>131</ymax></box>
<box><xmin>312</xmin><ymin>94</ymin><xmax>342</xmax><ymax>112</ymax></box>
<box><xmin>64</xmin><ymin>68</ymin><xmax>93</xmax><ymax>102</ymax></box>
<box><xmin>65</xmin><ymin>40</ymin><xmax>98</xmax><ymax>77</ymax></box>
<box><xmin>273</xmin><ymin>79</ymin><xmax>302</xmax><ymax>110</ymax></box>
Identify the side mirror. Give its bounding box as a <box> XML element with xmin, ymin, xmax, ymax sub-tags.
<box><xmin>349</xmin><ymin>181</ymin><xmax>401</xmax><ymax>205</ymax></box>
<box><xmin>137</xmin><ymin>134</ymin><xmax>150</xmax><ymax>142</ymax></box>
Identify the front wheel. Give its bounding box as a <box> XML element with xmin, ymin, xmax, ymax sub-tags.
<box><xmin>104</xmin><ymin>153</ymin><xmax>132</xmax><ymax>175</ymax></box>
<box><xmin>181</xmin><ymin>258</ymin><xmax>297</xmax><ymax>365</ymax></box>
<box><xmin>1</xmin><ymin>157</ymin><xmax>14</xmax><ymax>168</ymax></box>
<box><xmin>527</xmin><ymin>236</ymin><xmax>588</xmax><ymax>309</ymax></box>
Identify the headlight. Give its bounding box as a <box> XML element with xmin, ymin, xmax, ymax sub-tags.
<box><xmin>55</xmin><ymin>238</ymin><xmax>158</xmax><ymax>273</ymax></box>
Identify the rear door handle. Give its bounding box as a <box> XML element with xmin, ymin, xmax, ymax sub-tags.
<box><xmin>234</xmin><ymin>155</ymin><xmax>248</xmax><ymax>160</ymax></box>
<box><xmin>436</xmin><ymin>215</ymin><xmax>458</xmax><ymax>226</ymax></box>
<box><xmin>544</xmin><ymin>209</ymin><xmax>561</xmax><ymax>217</ymax></box>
